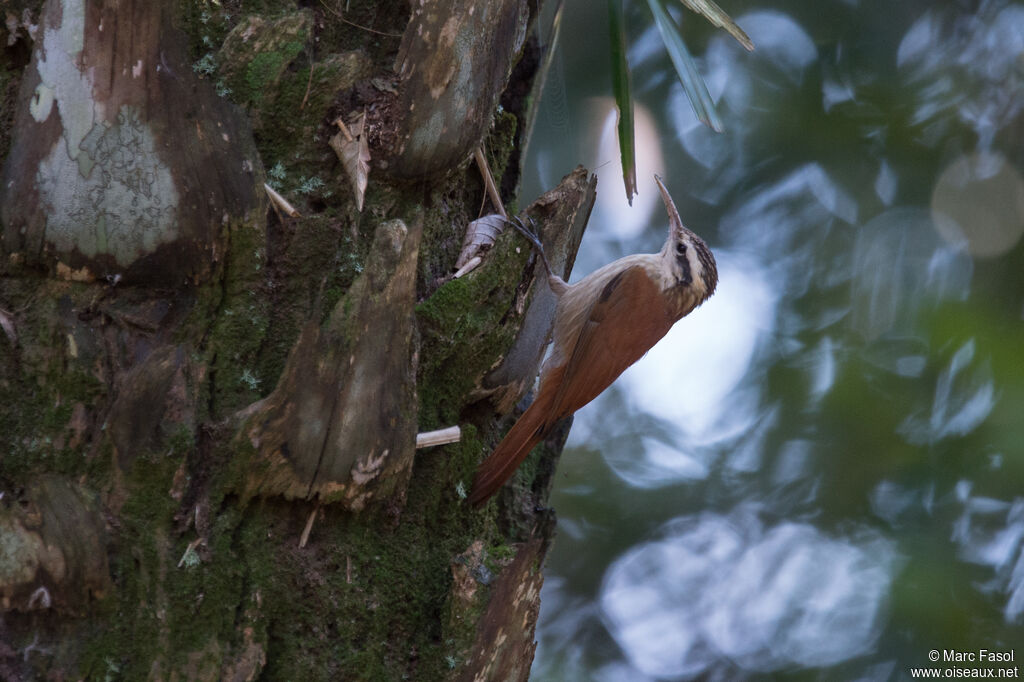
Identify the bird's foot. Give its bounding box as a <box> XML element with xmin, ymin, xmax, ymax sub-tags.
<box><xmin>506</xmin><ymin>215</ymin><xmax>554</xmax><ymax>277</ymax></box>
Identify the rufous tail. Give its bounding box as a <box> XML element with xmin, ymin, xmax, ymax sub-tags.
<box><xmin>468</xmin><ymin>375</ymin><xmax>560</xmax><ymax>507</ymax></box>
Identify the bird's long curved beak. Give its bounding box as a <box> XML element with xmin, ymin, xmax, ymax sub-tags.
<box><xmin>654</xmin><ymin>174</ymin><xmax>685</xmax><ymax>239</ymax></box>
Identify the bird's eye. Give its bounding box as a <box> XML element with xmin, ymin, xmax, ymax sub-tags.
<box><xmin>675</xmin><ymin>242</ymin><xmax>687</xmax><ymax>256</ymax></box>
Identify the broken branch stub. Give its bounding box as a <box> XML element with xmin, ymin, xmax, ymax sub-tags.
<box><xmin>450</xmin><ymin>515</ymin><xmax>554</xmax><ymax>682</ymax></box>
<box><xmin>385</xmin><ymin>0</ymin><xmax>530</xmax><ymax>178</ymax></box>
<box><xmin>415</xmin><ymin>426</ymin><xmax>462</xmax><ymax>448</ymax></box>
<box><xmin>236</xmin><ymin>218</ymin><xmax>421</xmax><ymax>510</ymax></box>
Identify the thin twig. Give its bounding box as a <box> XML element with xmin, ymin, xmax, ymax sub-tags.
<box><xmin>264</xmin><ymin>183</ymin><xmax>301</xmax><ymax>218</ymax></box>
<box><xmin>334</xmin><ymin>117</ymin><xmax>355</xmax><ymax>143</ymax></box>
<box><xmin>177</xmin><ymin>538</ymin><xmax>202</xmax><ymax>568</ymax></box>
<box><xmin>318</xmin><ymin>0</ymin><xmax>403</xmax><ymax>37</ymax></box>
<box><xmin>300</xmin><ymin>60</ymin><xmax>316</xmax><ymax>110</ymax></box>
<box><xmin>299</xmin><ymin>504</ymin><xmax>320</xmax><ymax>548</ymax></box>
<box><xmin>477</xmin><ymin>182</ymin><xmax>489</xmax><ymax>217</ymax></box>
<box><xmin>452</xmin><ymin>256</ymin><xmax>482</xmax><ymax>279</ymax></box>
<box><xmin>474</xmin><ymin>147</ymin><xmax>507</xmax><ymax>220</ymax></box>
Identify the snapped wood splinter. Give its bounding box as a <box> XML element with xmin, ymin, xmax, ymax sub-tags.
<box><xmin>415</xmin><ymin>425</ymin><xmax>462</xmax><ymax>448</ymax></box>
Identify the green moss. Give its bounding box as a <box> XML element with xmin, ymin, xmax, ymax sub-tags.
<box><xmin>78</xmin><ymin>451</ymin><xmax>232</xmax><ymax>676</ymax></box>
<box><xmin>0</xmin><ymin>284</ymin><xmax>109</xmax><ymax>483</ymax></box>
<box><xmin>416</xmin><ymin>228</ymin><xmax>531</xmax><ymax>429</ymax></box>
<box><xmin>251</xmin><ymin>426</ymin><xmax>488</xmax><ymax>679</ymax></box>
<box><xmin>177</xmin><ymin>1</ymin><xmax>232</xmax><ymax>61</ymax></box>
<box><xmin>202</xmin><ymin>218</ymin><xmax>270</xmax><ymax>417</ymax></box>
<box><xmin>483</xmin><ymin>109</ymin><xmax>519</xmax><ymax>198</ymax></box>
<box><xmin>76</xmin><ymin>454</ymin><xmax>177</xmax><ymax>676</ymax></box>
<box><xmin>166</xmin><ymin>424</ymin><xmax>197</xmax><ymax>457</ymax></box>
<box><xmin>56</xmin><ymin>220</ymin><xmax>527</xmax><ymax>681</ymax></box>
<box><xmin>253</xmin><ymin>51</ymin><xmax>374</xmax><ymax>213</ymax></box>
<box><xmin>1</xmin><ymin>58</ymin><xmax>17</xmax><ymax>162</ymax></box>
<box><xmin>243</xmin><ymin>40</ymin><xmax>304</xmax><ymax>107</ymax></box>
<box><xmin>73</xmin><ymin>421</ymin><xmax>500</xmax><ymax>679</ymax></box>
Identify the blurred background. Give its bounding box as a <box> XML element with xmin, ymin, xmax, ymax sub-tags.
<box><xmin>520</xmin><ymin>0</ymin><xmax>1024</xmax><ymax>679</ymax></box>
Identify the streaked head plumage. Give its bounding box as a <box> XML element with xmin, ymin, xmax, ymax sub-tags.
<box><xmin>654</xmin><ymin>175</ymin><xmax>718</xmax><ymax>302</ymax></box>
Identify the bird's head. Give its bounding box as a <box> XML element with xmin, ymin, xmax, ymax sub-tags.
<box><xmin>655</xmin><ymin>175</ymin><xmax>718</xmax><ymax>304</ymax></box>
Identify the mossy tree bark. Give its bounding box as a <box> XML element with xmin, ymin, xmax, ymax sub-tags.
<box><xmin>0</xmin><ymin>0</ymin><xmax>594</xmax><ymax>680</ymax></box>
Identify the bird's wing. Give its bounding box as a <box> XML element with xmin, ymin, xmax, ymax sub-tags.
<box><xmin>469</xmin><ymin>265</ymin><xmax>675</xmax><ymax>507</ymax></box>
<box><xmin>549</xmin><ymin>265</ymin><xmax>676</xmax><ymax>418</ymax></box>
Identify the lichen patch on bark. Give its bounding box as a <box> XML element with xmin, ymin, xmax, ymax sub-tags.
<box><xmin>38</xmin><ymin>106</ymin><xmax>179</xmax><ymax>266</ymax></box>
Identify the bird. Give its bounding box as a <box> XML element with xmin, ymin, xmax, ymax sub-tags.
<box><xmin>468</xmin><ymin>175</ymin><xmax>718</xmax><ymax>507</ymax></box>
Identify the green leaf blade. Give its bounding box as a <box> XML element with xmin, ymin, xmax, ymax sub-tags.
<box><xmin>647</xmin><ymin>0</ymin><xmax>724</xmax><ymax>132</ymax></box>
<box><xmin>608</xmin><ymin>0</ymin><xmax>638</xmax><ymax>205</ymax></box>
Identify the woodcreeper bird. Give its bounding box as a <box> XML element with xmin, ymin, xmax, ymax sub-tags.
<box><xmin>468</xmin><ymin>175</ymin><xmax>718</xmax><ymax>506</ymax></box>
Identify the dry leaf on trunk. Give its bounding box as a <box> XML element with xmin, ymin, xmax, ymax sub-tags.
<box><xmin>330</xmin><ymin>111</ymin><xmax>371</xmax><ymax>212</ymax></box>
<box><xmin>454</xmin><ymin>214</ymin><xmax>507</xmax><ymax>270</ymax></box>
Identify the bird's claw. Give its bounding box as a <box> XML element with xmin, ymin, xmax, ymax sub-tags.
<box><xmin>505</xmin><ymin>216</ymin><xmax>553</xmax><ymax>276</ymax></box>
<box><xmin>505</xmin><ymin>215</ymin><xmax>540</xmax><ymax>244</ymax></box>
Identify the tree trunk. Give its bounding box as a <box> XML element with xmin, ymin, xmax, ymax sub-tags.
<box><xmin>0</xmin><ymin>1</ymin><xmax>593</xmax><ymax>680</ymax></box>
